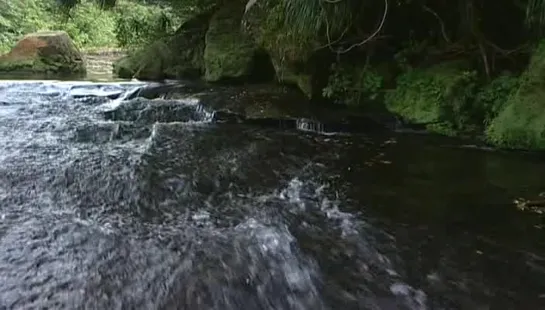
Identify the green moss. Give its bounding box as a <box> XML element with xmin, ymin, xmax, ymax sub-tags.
<box><xmin>113</xmin><ymin>10</ymin><xmax>213</xmax><ymax>80</ymax></box>
<box><xmin>475</xmin><ymin>72</ymin><xmax>520</xmax><ymax>125</ymax></box>
<box><xmin>242</xmin><ymin>0</ymin><xmax>319</xmax><ymax>97</ymax></box>
<box><xmin>203</xmin><ymin>2</ymin><xmax>256</xmax><ymax>82</ymax></box>
<box><xmin>113</xmin><ymin>41</ymin><xmax>170</xmax><ymax>80</ymax></box>
<box><xmin>385</xmin><ymin>62</ymin><xmax>479</xmax><ymax>135</ymax></box>
<box><xmin>486</xmin><ymin>42</ymin><xmax>545</xmax><ymax>150</ymax></box>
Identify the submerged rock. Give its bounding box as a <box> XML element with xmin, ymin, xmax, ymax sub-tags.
<box><xmin>0</xmin><ymin>31</ymin><xmax>86</xmax><ymax>77</ymax></box>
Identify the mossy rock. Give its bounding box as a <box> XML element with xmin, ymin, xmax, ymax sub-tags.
<box><xmin>0</xmin><ymin>31</ymin><xmax>86</xmax><ymax>77</ymax></box>
<box><xmin>486</xmin><ymin>43</ymin><xmax>545</xmax><ymax>150</ymax></box>
<box><xmin>113</xmin><ymin>10</ymin><xmax>214</xmax><ymax>80</ymax></box>
<box><xmin>385</xmin><ymin>62</ymin><xmax>479</xmax><ymax>135</ymax></box>
<box><xmin>242</xmin><ymin>0</ymin><xmax>322</xmax><ymax>98</ymax></box>
<box><xmin>113</xmin><ymin>41</ymin><xmax>176</xmax><ymax>80</ymax></box>
<box><xmin>203</xmin><ymin>1</ymin><xmax>257</xmax><ymax>82</ymax></box>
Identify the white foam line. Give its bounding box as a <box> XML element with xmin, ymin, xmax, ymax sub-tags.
<box><xmin>97</xmin><ymin>85</ymin><xmax>145</xmax><ymax>111</ymax></box>
<box><xmin>0</xmin><ymin>80</ymin><xmax>147</xmax><ymax>86</ymax></box>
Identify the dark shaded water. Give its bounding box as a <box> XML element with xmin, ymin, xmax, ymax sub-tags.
<box><xmin>0</xmin><ymin>80</ymin><xmax>544</xmax><ymax>309</ymax></box>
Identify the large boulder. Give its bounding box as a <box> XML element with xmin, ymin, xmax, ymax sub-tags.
<box><xmin>0</xmin><ymin>31</ymin><xmax>86</xmax><ymax>77</ymax></box>
<box><xmin>114</xmin><ymin>10</ymin><xmax>215</xmax><ymax>80</ymax></box>
<box><xmin>203</xmin><ymin>1</ymin><xmax>257</xmax><ymax>82</ymax></box>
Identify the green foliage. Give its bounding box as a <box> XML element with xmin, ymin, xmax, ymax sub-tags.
<box><xmin>0</xmin><ymin>0</ymin><xmax>54</xmax><ymax>53</ymax></box>
<box><xmin>284</xmin><ymin>0</ymin><xmax>355</xmax><ymax>41</ymax></box>
<box><xmin>322</xmin><ymin>62</ymin><xmax>383</xmax><ymax>106</ymax></box>
<box><xmin>56</xmin><ymin>0</ymin><xmax>117</xmax><ymax>10</ymax></box>
<box><xmin>56</xmin><ymin>1</ymin><xmax>117</xmax><ymax>48</ymax></box>
<box><xmin>475</xmin><ymin>73</ymin><xmax>520</xmax><ymax>125</ymax></box>
<box><xmin>114</xmin><ymin>2</ymin><xmax>181</xmax><ymax>48</ymax></box>
<box><xmin>486</xmin><ymin>41</ymin><xmax>545</xmax><ymax>150</ymax></box>
<box><xmin>385</xmin><ymin>63</ymin><xmax>479</xmax><ymax>136</ymax></box>
<box><xmin>257</xmin><ymin>1</ymin><xmax>315</xmax><ymax>61</ymax></box>
<box><xmin>0</xmin><ymin>0</ymin><xmax>179</xmax><ymax>53</ymax></box>
<box><xmin>393</xmin><ymin>40</ymin><xmax>430</xmax><ymax>70</ymax></box>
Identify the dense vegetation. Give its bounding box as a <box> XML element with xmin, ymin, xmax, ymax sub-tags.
<box><xmin>0</xmin><ymin>0</ymin><xmax>181</xmax><ymax>52</ymax></box>
<box><xmin>243</xmin><ymin>0</ymin><xmax>545</xmax><ymax>149</ymax></box>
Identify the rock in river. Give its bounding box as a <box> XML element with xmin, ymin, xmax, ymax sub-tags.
<box><xmin>0</xmin><ymin>31</ymin><xmax>86</xmax><ymax>78</ymax></box>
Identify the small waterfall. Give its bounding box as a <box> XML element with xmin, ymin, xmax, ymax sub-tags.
<box><xmin>296</xmin><ymin>118</ymin><xmax>326</xmax><ymax>134</ymax></box>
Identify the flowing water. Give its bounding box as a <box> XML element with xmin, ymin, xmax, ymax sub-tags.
<box><xmin>1</xmin><ymin>79</ymin><xmax>545</xmax><ymax>310</ymax></box>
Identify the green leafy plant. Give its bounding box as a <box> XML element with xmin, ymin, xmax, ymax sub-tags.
<box><xmin>54</xmin><ymin>1</ymin><xmax>117</xmax><ymax>48</ymax></box>
<box><xmin>0</xmin><ymin>0</ymin><xmax>54</xmax><ymax>53</ymax></box>
<box><xmin>475</xmin><ymin>73</ymin><xmax>520</xmax><ymax>125</ymax></box>
<box><xmin>385</xmin><ymin>63</ymin><xmax>479</xmax><ymax>135</ymax></box>
<box><xmin>322</xmin><ymin>61</ymin><xmax>384</xmax><ymax>106</ymax></box>
<box><xmin>0</xmin><ymin>0</ymin><xmax>180</xmax><ymax>53</ymax></box>
<box><xmin>114</xmin><ymin>2</ymin><xmax>180</xmax><ymax>48</ymax></box>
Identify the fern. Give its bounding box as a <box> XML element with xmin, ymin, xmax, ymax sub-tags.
<box><xmin>284</xmin><ymin>0</ymin><xmax>356</xmax><ymax>40</ymax></box>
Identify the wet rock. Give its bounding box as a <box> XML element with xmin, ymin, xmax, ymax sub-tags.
<box><xmin>103</xmin><ymin>98</ymin><xmax>214</xmax><ymax>124</ymax></box>
<box><xmin>130</xmin><ymin>81</ymin><xmax>210</xmax><ymax>100</ymax></box>
<box><xmin>73</xmin><ymin>122</ymin><xmax>152</xmax><ymax>143</ymax></box>
<box><xmin>193</xmin><ymin>84</ymin><xmax>311</xmax><ymax>119</ymax></box>
<box><xmin>122</xmin><ymin>82</ymin><xmax>395</xmax><ymax>133</ymax></box>
<box><xmin>0</xmin><ymin>31</ymin><xmax>86</xmax><ymax>77</ymax></box>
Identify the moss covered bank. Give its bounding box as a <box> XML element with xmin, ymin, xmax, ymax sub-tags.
<box><xmin>114</xmin><ymin>0</ymin><xmax>545</xmax><ymax>151</ymax></box>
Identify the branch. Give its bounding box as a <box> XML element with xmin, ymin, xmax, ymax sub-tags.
<box><xmin>422</xmin><ymin>5</ymin><xmax>451</xmax><ymax>43</ymax></box>
<box><xmin>484</xmin><ymin>39</ymin><xmax>530</xmax><ymax>56</ymax></box>
<box><xmin>331</xmin><ymin>0</ymin><xmax>388</xmax><ymax>54</ymax></box>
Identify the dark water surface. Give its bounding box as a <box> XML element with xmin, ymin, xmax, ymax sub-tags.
<box><xmin>0</xmin><ymin>80</ymin><xmax>544</xmax><ymax>310</ymax></box>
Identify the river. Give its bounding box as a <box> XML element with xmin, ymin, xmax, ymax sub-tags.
<box><xmin>0</xmin><ymin>79</ymin><xmax>544</xmax><ymax>309</ymax></box>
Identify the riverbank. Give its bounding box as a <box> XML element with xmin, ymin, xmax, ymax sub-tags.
<box><xmin>113</xmin><ymin>0</ymin><xmax>545</xmax><ymax>151</ymax></box>
<box><xmin>2</xmin><ymin>0</ymin><xmax>544</xmax><ymax>151</ymax></box>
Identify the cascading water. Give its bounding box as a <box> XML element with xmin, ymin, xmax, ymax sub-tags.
<box><xmin>1</xmin><ymin>80</ymin><xmax>545</xmax><ymax>309</ymax></box>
